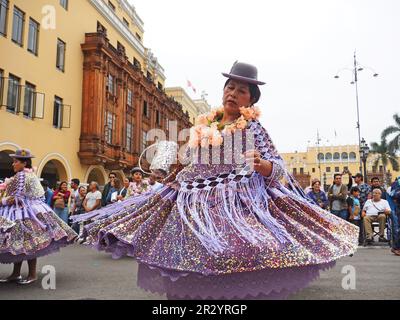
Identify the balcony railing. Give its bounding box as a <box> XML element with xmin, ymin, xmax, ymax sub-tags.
<box><xmin>0</xmin><ymin>77</ymin><xmax>45</xmax><ymax>119</ymax></box>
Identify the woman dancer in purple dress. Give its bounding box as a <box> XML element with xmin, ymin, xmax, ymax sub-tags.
<box><xmin>83</xmin><ymin>62</ymin><xmax>359</xmax><ymax>299</ymax></box>
<box><xmin>0</xmin><ymin>149</ymin><xmax>77</xmax><ymax>284</ymax></box>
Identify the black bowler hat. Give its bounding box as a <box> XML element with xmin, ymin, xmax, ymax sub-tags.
<box><xmin>222</xmin><ymin>61</ymin><xmax>266</xmax><ymax>85</ymax></box>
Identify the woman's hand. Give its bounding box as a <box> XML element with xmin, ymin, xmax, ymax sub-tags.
<box><xmin>243</xmin><ymin>150</ymin><xmax>273</xmax><ymax>177</ymax></box>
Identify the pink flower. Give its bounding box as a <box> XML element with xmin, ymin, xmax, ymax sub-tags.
<box><xmin>209</xmin><ymin>122</ymin><xmax>219</xmax><ymax>132</ymax></box>
<box><xmin>239</xmin><ymin>106</ymin><xmax>253</xmax><ymax>120</ymax></box>
<box><xmin>253</xmin><ymin>106</ymin><xmax>261</xmax><ymax>118</ymax></box>
<box><xmin>199</xmin><ymin>126</ymin><xmax>211</xmax><ymax>140</ymax></box>
<box><xmin>206</xmin><ymin>110</ymin><xmax>217</xmax><ymax>122</ymax></box>
<box><xmin>0</xmin><ymin>183</ymin><xmax>6</xmax><ymax>191</ymax></box>
<box><xmin>240</xmin><ymin>106</ymin><xmax>261</xmax><ymax>120</ymax></box>
<box><xmin>235</xmin><ymin>116</ymin><xmax>248</xmax><ymax>130</ymax></box>
<box><xmin>195</xmin><ymin>114</ymin><xmax>208</xmax><ymax>126</ymax></box>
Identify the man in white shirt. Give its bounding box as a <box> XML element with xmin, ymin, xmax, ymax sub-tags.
<box><xmin>362</xmin><ymin>188</ymin><xmax>391</xmax><ymax>244</ymax></box>
<box><xmin>83</xmin><ymin>181</ymin><xmax>102</xmax><ymax>213</ymax></box>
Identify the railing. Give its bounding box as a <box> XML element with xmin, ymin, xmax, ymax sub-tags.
<box><xmin>317</xmin><ymin>159</ymin><xmax>358</xmax><ymax>163</ymax></box>
<box><xmin>0</xmin><ymin>77</ymin><xmax>45</xmax><ymax>119</ymax></box>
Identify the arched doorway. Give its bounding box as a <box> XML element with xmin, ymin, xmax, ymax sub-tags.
<box><xmin>40</xmin><ymin>160</ymin><xmax>68</xmax><ymax>190</ymax></box>
<box><xmin>0</xmin><ymin>150</ymin><xmax>14</xmax><ymax>180</ymax></box>
<box><xmin>87</xmin><ymin>167</ymin><xmax>106</xmax><ymax>190</ymax></box>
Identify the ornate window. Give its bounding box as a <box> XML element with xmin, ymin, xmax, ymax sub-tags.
<box><xmin>325</xmin><ymin>153</ymin><xmax>332</xmax><ymax>161</ymax></box>
<box><xmin>333</xmin><ymin>152</ymin><xmax>340</xmax><ymax>161</ymax></box>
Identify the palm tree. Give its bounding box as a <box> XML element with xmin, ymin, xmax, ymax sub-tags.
<box><xmin>369</xmin><ymin>139</ymin><xmax>400</xmax><ymax>186</ymax></box>
<box><xmin>381</xmin><ymin>113</ymin><xmax>400</xmax><ymax>154</ymax></box>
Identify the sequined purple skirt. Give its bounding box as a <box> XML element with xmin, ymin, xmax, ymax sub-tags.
<box><xmin>0</xmin><ymin>199</ymin><xmax>77</xmax><ymax>264</ymax></box>
<box><xmin>137</xmin><ymin>261</ymin><xmax>336</xmax><ymax>300</ymax></box>
<box><xmin>81</xmin><ymin>181</ymin><xmax>358</xmax><ymax>299</ymax></box>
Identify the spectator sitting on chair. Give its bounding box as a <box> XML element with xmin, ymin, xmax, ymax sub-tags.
<box><xmin>328</xmin><ymin>174</ymin><xmax>349</xmax><ymax>220</ymax></box>
<box><xmin>369</xmin><ymin>177</ymin><xmax>387</xmax><ymax>200</ymax></box>
<box><xmin>347</xmin><ymin>186</ymin><xmax>363</xmax><ymax>245</ymax></box>
<box><xmin>362</xmin><ymin>188</ymin><xmax>391</xmax><ymax>245</ymax></box>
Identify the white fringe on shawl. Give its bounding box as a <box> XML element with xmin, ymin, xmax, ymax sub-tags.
<box><xmin>176</xmin><ymin>172</ymin><xmax>293</xmax><ymax>255</ymax></box>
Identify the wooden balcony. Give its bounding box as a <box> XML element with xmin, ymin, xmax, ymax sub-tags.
<box><xmin>78</xmin><ymin>32</ymin><xmax>191</xmax><ymax>171</ymax></box>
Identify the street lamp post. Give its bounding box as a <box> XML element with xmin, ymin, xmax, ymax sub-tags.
<box><xmin>334</xmin><ymin>52</ymin><xmax>378</xmax><ymax>175</ymax></box>
<box><xmin>360</xmin><ymin>138</ymin><xmax>370</xmax><ymax>181</ymax></box>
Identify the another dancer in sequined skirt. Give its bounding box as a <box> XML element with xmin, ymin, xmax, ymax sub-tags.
<box><xmin>0</xmin><ymin>149</ymin><xmax>77</xmax><ymax>284</ymax></box>
<box><xmin>82</xmin><ymin>62</ymin><xmax>359</xmax><ymax>299</ymax></box>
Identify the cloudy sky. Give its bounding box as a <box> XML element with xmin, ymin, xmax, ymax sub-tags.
<box><xmin>129</xmin><ymin>0</ymin><xmax>399</xmax><ymax>153</ymax></box>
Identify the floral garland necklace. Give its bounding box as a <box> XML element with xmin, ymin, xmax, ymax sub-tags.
<box><xmin>188</xmin><ymin>105</ymin><xmax>261</xmax><ymax>148</ymax></box>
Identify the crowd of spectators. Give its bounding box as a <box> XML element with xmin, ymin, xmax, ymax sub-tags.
<box><xmin>305</xmin><ymin>172</ymin><xmax>400</xmax><ymax>256</ymax></box>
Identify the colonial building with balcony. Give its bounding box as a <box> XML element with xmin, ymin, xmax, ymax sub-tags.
<box><xmin>79</xmin><ymin>32</ymin><xmax>191</xmax><ymax>173</ymax></box>
<box><xmin>0</xmin><ymin>0</ymin><xmax>191</xmax><ymax>188</ymax></box>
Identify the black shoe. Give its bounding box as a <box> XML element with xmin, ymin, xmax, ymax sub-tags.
<box><xmin>366</xmin><ymin>239</ymin><xmax>373</xmax><ymax>245</ymax></box>
<box><xmin>379</xmin><ymin>237</ymin><xmax>389</xmax><ymax>243</ymax></box>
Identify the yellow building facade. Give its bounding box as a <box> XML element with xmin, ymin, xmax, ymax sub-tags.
<box><xmin>0</xmin><ymin>0</ymin><xmax>168</xmax><ymax>187</ymax></box>
<box><xmin>165</xmin><ymin>87</ymin><xmax>211</xmax><ymax>124</ymax></box>
<box><xmin>281</xmin><ymin>145</ymin><xmax>400</xmax><ymax>187</ymax></box>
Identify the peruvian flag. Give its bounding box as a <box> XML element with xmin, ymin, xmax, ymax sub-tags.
<box><xmin>187</xmin><ymin>80</ymin><xmax>197</xmax><ymax>93</ymax></box>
